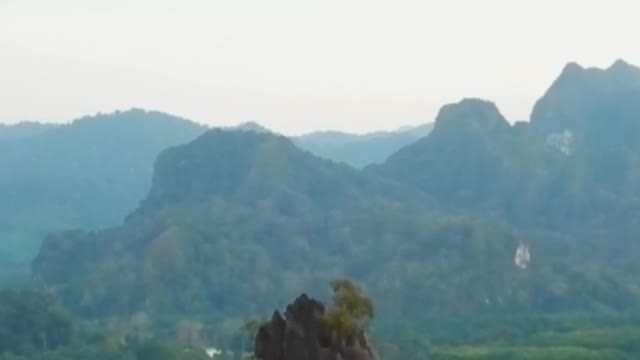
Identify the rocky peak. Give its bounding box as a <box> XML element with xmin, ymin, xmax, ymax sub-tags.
<box><xmin>606</xmin><ymin>59</ymin><xmax>640</xmax><ymax>83</ymax></box>
<box><xmin>255</xmin><ymin>294</ymin><xmax>376</xmax><ymax>360</ymax></box>
<box><xmin>431</xmin><ymin>98</ymin><xmax>509</xmax><ymax>137</ymax></box>
<box><xmin>531</xmin><ymin>59</ymin><xmax>640</xmax><ymax>134</ymax></box>
<box><xmin>233</xmin><ymin>121</ymin><xmax>272</xmax><ymax>133</ymax></box>
<box><xmin>560</xmin><ymin>61</ymin><xmax>584</xmax><ymax>76</ymax></box>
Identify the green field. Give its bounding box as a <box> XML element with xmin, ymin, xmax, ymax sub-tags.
<box><xmin>374</xmin><ymin>314</ymin><xmax>640</xmax><ymax>360</ymax></box>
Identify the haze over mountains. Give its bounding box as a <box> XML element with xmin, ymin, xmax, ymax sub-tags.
<box><xmin>18</xmin><ymin>59</ymin><xmax>640</xmax><ymax>324</ymax></box>
<box><xmin>293</xmin><ymin>124</ymin><xmax>433</xmax><ymax>168</ymax></box>
<box><xmin>0</xmin><ymin>109</ymin><xmax>433</xmax><ymax>286</ymax></box>
<box><xmin>0</xmin><ymin>112</ymin><xmax>431</xmax><ymax>236</ymax></box>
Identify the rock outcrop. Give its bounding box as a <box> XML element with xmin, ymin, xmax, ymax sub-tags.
<box><xmin>254</xmin><ymin>294</ymin><xmax>377</xmax><ymax>360</ymax></box>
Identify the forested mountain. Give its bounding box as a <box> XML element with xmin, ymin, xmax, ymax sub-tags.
<box><xmin>0</xmin><ymin>109</ymin><xmax>206</xmax><ymax>286</ymax></box>
<box><xmin>372</xmin><ymin>60</ymin><xmax>640</xmax><ymax>230</ymax></box>
<box><xmin>33</xmin><ymin>58</ymin><xmax>640</xmax><ymax>324</ymax></box>
<box><xmin>530</xmin><ymin>60</ymin><xmax>640</xmax><ymax>202</ymax></box>
<box><xmin>530</xmin><ymin>59</ymin><xmax>640</xmax><ymax>135</ymax></box>
<box><xmin>34</xmin><ymin>129</ymin><xmax>537</xmax><ymax>319</ymax></box>
<box><xmin>28</xmin><ymin>60</ymin><xmax>640</xmax><ymax>336</ymax></box>
<box><xmin>1</xmin><ymin>110</ymin><xmax>432</xmax><ymax>288</ymax></box>
<box><xmin>293</xmin><ymin>124</ymin><xmax>433</xmax><ymax>168</ymax></box>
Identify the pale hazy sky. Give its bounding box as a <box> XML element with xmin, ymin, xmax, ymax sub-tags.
<box><xmin>1</xmin><ymin>0</ymin><xmax>639</xmax><ymax>135</ymax></box>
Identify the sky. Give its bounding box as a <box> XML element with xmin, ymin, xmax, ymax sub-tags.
<box><xmin>1</xmin><ymin>0</ymin><xmax>639</xmax><ymax>135</ymax></box>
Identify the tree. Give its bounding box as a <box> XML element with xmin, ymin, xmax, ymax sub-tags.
<box><xmin>323</xmin><ymin>279</ymin><xmax>374</xmax><ymax>342</ymax></box>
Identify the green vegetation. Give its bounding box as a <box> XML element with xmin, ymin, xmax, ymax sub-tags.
<box><xmin>374</xmin><ymin>314</ymin><xmax>640</xmax><ymax>359</ymax></box>
<box><xmin>31</xmin><ymin>118</ymin><xmax>640</xmax><ymax>320</ymax></box>
<box><xmin>33</xmin><ymin>129</ymin><xmax>538</xmax><ymax>318</ymax></box>
<box><xmin>323</xmin><ymin>279</ymin><xmax>374</xmax><ymax>341</ymax></box>
<box><xmin>0</xmin><ymin>289</ymin><xmax>72</xmax><ymax>354</ymax></box>
<box><xmin>0</xmin><ymin>289</ymin><xmax>218</xmax><ymax>360</ymax></box>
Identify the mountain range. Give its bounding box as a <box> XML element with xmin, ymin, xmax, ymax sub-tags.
<box><xmin>0</xmin><ymin>112</ymin><xmax>433</xmax><ymax>286</ymax></box>
<box><xmin>28</xmin><ymin>59</ymin><xmax>640</xmax><ymax>322</ymax></box>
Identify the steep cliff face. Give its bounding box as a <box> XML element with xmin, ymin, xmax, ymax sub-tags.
<box><xmin>255</xmin><ymin>294</ymin><xmax>376</xmax><ymax>360</ymax></box>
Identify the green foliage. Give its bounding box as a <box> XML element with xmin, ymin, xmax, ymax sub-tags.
<box><xmin>431</xmin><ymin>346</ymin><xmax>626</xmax><ymax>360</ymax></box>
<box><xmin>374</xmin><ymin>313</ymin><xmax>640</xmax><ymax>360</ymax></box>
<box><xmin>0</xmin><ymin>290</ymin><xmax>210</xmax><ymax>360</ymax></box>
<box><xmin>323</xmin><ymin>279</ymin><xmax>374</xmax><ymax>341</ymax></box>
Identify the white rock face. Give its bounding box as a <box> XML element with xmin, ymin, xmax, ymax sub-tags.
<box><xmin>205</xmin><ymin>347</ymin><xmax>222</xmax><ymax>359</ymax></box>
<box><xmin>546</xmin><ymin>130</ymin><xmax>573</xmax><ymax>156</ymax></box>
<box><xmin>515</xmin><ymin>243</ymin><xmax>531</xmax><ymax>269</ymax></box>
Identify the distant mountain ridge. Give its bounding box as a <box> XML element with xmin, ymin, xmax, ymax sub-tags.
<box><xmin>0</xmin><ymin>108</ymin><xmax>207</xmax><ymax>231</ymax></box>
<box><xmin>0</xmin><ymin>109</ymin><xmax>208</xmax><ymax>286</ymax></box>
<box><xmin>219</xmin><ymin>120</ymin><xmax>435</xmax><ymax>167</ymax></box>
<box><xmin>293</xmin><ymin>123</ymin><xmax>434</xmax><ymax>168</ymax></box>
